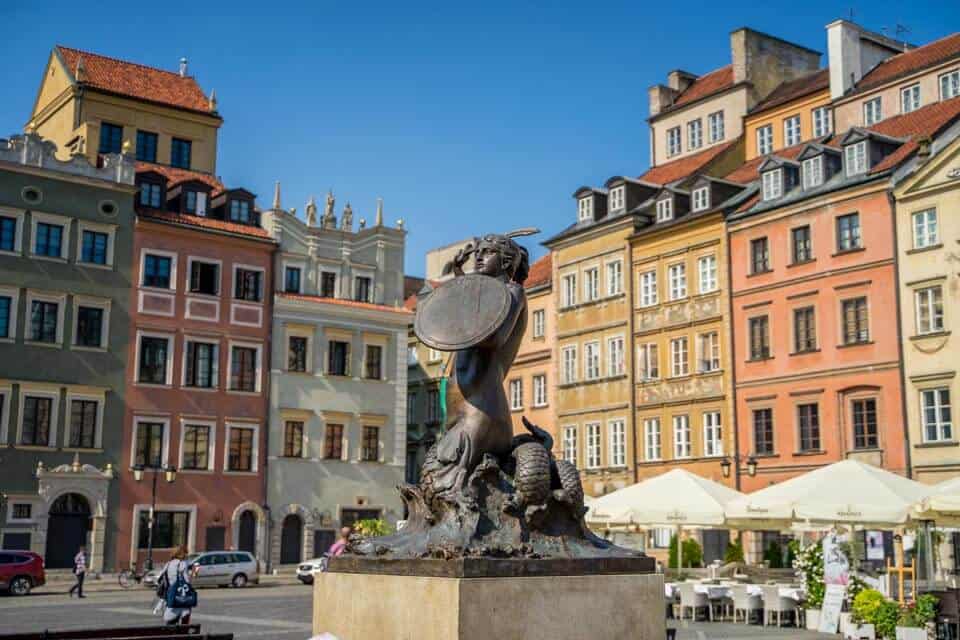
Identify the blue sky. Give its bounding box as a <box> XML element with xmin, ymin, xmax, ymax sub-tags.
<box><xmin>2</xmin><ymin>1</ymin><xmax>957</xmax><ymax>275</ymax></box>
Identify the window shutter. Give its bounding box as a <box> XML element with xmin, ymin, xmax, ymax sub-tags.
<box><xmin>190</xmin><ymin>262</ymin><xmax>201</xmax><ymax>292</ymax></box>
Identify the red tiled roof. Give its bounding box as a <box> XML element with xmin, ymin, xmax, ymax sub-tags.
<box><xmin>280</xmin><ymin>292</ymin><xmax>412</xmax><ymax>315</ymax></box>
<box><xmin>868</xmin><ymin>95</ymin><xmax>960</xmax><ymax>173</ymax></box>
<box><xmin>639</xmin><ymin>139</ymin><xmax>738</xmax><ymax>185</ymax></box>
<box><xmin>734</xmin><ymin>193</ymin><xmax>760</xmax><ymax>214</ymax></box>
<box><xmin>137</xmin><ymin>207</ymin><xmax>272</xmax><ymax>240</ymax></box>
<box><xmin>136</xmin><ymin>162</ymin><xmax>225</xmax><ymax>196</ymax></box>
<box><xmin>750</xmin><ymin>69</ymin><xmax>830</xmax><ymax>114</ymax></box>
<box><xmin>672</xmin><ymin>66</ymin><xmax>735</xmax><ymax>109</ymax></box>
<box><xmin>525</xmin><ymin>254</ymin><xmax>552</xmax><ymax>289</ymax></box>
<box><xmin>855</xmin><ymin>33</ymin><xmax>960</xmax><ymax>94</ymax></box>
<box><xmin>723</xmin><ymin>140</ymin><xmax>812</xmax><ymax>184</ymax></box>
<box><xmin>56</xmin><ymin>46</ymin><xmax>216</xmax><ymax>115</ymax></box>
<box><xmin>403</xmin><ymin>280</ymin><xmax>442</xmax><ymax>311</ymax></box>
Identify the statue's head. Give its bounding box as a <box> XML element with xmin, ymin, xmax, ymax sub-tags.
<box><xmin>474</xmin><ymin>233</ymin><xmax>529</xmax><ymax>284</ymax></box>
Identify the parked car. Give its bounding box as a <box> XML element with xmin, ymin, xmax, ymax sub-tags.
<box><xmin>144</xmin><ymin>551</ymin><xmax>259</xmax><ymax>589</ymax></box>
<box><xmin>296</xmin><ymin>557</ymin><xmax>328</xmax><ymax>585</ymax></box>
<box><xmin>0</xmin><ymin>551</ymin><xmax>45</xmax><ymax>596</ymax></box>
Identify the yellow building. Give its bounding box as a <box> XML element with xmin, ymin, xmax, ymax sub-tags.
<box><xmin>743</xmin><ymin>69</ymin><xmax>832</xmax><ymax>160</ymax></box>
<box><xmin>892</xmin><ymin>131</ymin><xmax>960</xmax><ymax>484</ymax></box>
<box><xmin>28</xmin><ymin>46</ymin><xmax>221</xmax><ymax>173</ymax></box>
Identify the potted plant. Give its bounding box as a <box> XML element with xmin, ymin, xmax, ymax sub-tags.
<box><xmin>895</xmin><ymin>594</ymin><xmax>938</xmax><ymax>640</ymax></box>
<box><xmin>792</xmin><ymin>541</ymin><xmax>825</xmax><ymax>630</ymax></box>
<box><xmin>852</xmin><ymin>589</ymin><xmax>900</xmax><ymax>640</ymax></box>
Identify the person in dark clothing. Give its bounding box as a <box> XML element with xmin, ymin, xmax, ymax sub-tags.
<box><xmin>69</xmin><ymin>545</ymin><xmax>87</xmax><ymax>598</ymax></box>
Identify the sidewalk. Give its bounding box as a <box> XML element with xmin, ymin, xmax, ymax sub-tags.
<box><xmin>37</xmin><ymin>571</ymin><xmax>301</xmax><ymax>594</ymax></box>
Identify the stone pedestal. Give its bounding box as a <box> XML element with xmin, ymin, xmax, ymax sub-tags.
<box><xmin>313</xmin><ymin>560</ymin><xmax>664</xmax><ymax>640</ymax></box>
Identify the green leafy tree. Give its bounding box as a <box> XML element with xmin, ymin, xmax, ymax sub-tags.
<box><xmin>792</xmin><ymin>541</ymin><xmax>825</xmax><ymax>608</ymax></box>
<box><xmin>668</xmin><ymin>535</ymin><xmax>703</xmax><ymax>568</ymax></box>
<box><xmin>724</xmin><ymin>540</ymin><xmax>745</xmax><ymax>563</ymax></box>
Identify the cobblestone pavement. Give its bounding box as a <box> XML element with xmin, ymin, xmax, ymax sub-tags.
<box><xmin>671</xmin><ymin>619</ymin><xmax>826</xmax><ymax>638</ymax></box>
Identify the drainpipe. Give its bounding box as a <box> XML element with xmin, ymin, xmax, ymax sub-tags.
<box><xmin>260</xmin><ymin>241</ymin><xmax>278</xmax><ymax>572</ymax></box>
<box><xmin>887</xmin><ymin>190</ymin><xmax>913</xmax><ymax>479</ymax></box>
<box><xmin>725</xmin><ymin>219</ymin><xmax>743</xmax><ymax>491</ymax></box>
<box><xmin>626</xmin><ymin>235</ymin><xmax>639</xmax><ymax>484</ymax></box>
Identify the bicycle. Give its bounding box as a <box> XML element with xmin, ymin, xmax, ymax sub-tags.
<box><xmin>118</xmin><ymin>563</ymin><xmax>148</xmax><ymax>589</ymax></box>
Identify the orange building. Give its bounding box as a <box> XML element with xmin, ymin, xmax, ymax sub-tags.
<box><xmin>743</xmin><ymin>69</ymin><xmax>832</xmax><ymax>160</ymax></box>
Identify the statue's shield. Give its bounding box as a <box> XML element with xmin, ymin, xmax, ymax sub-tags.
<box><xmin>414</xmin><ymin>274</ymin><xmax>511</xmax><ymax>351</ymax></box>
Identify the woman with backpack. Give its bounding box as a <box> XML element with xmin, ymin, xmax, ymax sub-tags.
<box><xmin>159</xmin><ymin>546</ymin><xmax>197</xmax><ymax>626</ymax></box>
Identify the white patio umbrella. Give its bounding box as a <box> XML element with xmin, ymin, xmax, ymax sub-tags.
<box><xmin>725</xmin><ymin>460</ymin><xmax>931</xmax><ymax>528</ymax></box>
<box><xmin>914</xmin><ymin>476</ymin><xmax>960</xmax><ymax>525</ymax></box>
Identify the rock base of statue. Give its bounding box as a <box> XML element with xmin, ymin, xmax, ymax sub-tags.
<box><xmin>312</xmin><ymin>568</ymin><xmax>664</xmax><ymax>640</ymax></box>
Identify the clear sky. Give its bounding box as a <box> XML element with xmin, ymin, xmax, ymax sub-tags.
<box><xmin>2</xmin><ymin>0</ymin><xmax>957</xmax><ymax>275</ymax></box>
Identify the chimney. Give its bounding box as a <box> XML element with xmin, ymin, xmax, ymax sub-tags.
<box><xmin>667</xmin><ymin>70</ymin><xmax>698</xmax><ymax>94</ymax></box>
<box><xmin>827</xmin><ymin>20</ymin><xmax>903</xmax><ymax>99</ymax></box>
<box><xmin>179</xmin><ymin>57</ymin><xmax>188</xmax><ymax>78</ymax></box>
<box><xmin>648</xmin><ymin>85</ymin><xmax>676</xmax><ymax>118</ymax></box>
<box><xmin>730</xmin><ymin>28</ymin><xmax>821</xmax><ymax>102</ymax></box>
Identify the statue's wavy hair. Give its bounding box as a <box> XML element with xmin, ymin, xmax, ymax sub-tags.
<box><xmin>478</xmin><ymin>234</ymin><xmax>530</xmax><ymax>285</ymax></box>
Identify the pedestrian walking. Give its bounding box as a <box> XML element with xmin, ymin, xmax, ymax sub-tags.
<box><xmin>161</xmin><ymin>546</ymin><xmax>197</xmax><ymax>626</ymax></box>
<box><xmin>68</xmin><ymin>545</ymin><xmax>87</xmax><ymax>598</ymax></box>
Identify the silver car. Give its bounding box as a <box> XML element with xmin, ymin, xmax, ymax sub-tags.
<box><xmin>188</xmin><ymin>551</ymin><xmax>260</xmax><ymax>588</ymax></box>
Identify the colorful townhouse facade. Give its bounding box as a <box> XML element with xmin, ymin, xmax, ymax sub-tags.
<box><xmin>0</xmin><ymin>134</ymin><xmax>136</xmax><ymax>571</ymax></box>
<box><xmin>260</xmin><ymin>193</ymin><xmax>410</xmax><ymax>566</ymax></box>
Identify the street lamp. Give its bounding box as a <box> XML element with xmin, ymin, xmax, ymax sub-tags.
<box><xmin>720</xmin><ymin>455</ymin><xmax>758</xmax><ymax>480</ymax></box>
<box><xmin>132</xmin><ymin>463</ymin><xmax>177</xmax><ymax>571</ymax></box>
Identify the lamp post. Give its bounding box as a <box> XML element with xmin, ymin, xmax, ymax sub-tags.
<box><xmin>132</xmin><ymin>463</ymin><xmax>177</xmax><ymax>571</ymax></box>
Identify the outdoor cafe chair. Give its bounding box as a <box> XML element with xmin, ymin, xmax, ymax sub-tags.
<box><xmin>677</xmin><ymin>582</ymin><xmax>710</xmax><ymax>621</ymax></box>
<box><xmin>761</xmin><ymin>585</ymin><xmax>797</xmax><ymax>627</ymax></box>
<box><xmin>730</xmin><ymin>584</ymin><xmax>762</xmax><ymax>624</ymax></box>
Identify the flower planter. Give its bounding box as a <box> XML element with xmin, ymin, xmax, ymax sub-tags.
<box><xmin>895</xmin><ymin>626</ymin><xmax>929</xmax><ymax>640</ymax></box>
<box><xmin>805</xmin><ymin>608</ymin><xmax>821</xmax><ymax>631</ymax></box>
<box><xmin>845</xmin><ymin>623</ymin><xmax>875</xmax><ymax>639</ymax></box>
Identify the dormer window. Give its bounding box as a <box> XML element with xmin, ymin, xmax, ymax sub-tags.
<box><xmin>656</xmin><ymin>198</ymin><xmax>673</xmax><ymax>222</ymax></box>
<box><xmin>609</xmin><ymin>187</ymin><xmax>625</xmax><ymax>213</ymax></box>
<box><xmin>761</xmin><ymin>169</ymin><xmax>783</xmax><ymax>201</ymax></box>
<box><xmin>230</xmin><ymin>199</ymin><xmax>252</xmax><ymax>224</ymax></box>
<box><xmin>184</xmin><ymin>190</ymin><xmax>208</xmax><ymax>216</ymax></box>
<box><xmin>578</xmin><ymin>197</ymin><xmax>593</xmax><ymax>223</ymax></box>
<box><xmin>845</xmin><ymin>141</ymin><xmax>867</xmax><ymax>177</ymax></box>
<box><xmin>802</xmin><ymin>156</ymin><xmax>824</xmax><ymax>189</ymax></box>
<box><xmin>138</xmin><ymin>181</ymin><xmax>163</xmax><ymax>208</ymax></box>
<box><xmin>692</xmin><ymin>187</ymin><xmax>709</xmax><ymax>212</ymax></box>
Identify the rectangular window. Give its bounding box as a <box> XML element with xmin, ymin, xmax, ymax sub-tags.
<box><xmin>320</xmin><ymin>272</ymin><xmax>337</xmax><ymax>298</ymax></box>
<box><xmin>793</xmin><ymin>306</ymin><xmax>816</xmax><ymax>353</ymax></box>
<box><xmin>282</xmin><ymin>421</ymin><xmax>303</xmax><ymax>458</ymax></box>
<box><xmin>609</xmin><ymin>419</ymin><xmax>626</xmax><ymax>467</ymax></box>
<box><xmin>362</xmin><ymin>426</ymin><xmax>379</xmax><ymax>461</ymax></box>
<box><xmin>798</xmin><ymin>403</ymin><xmax>820</xmax><ymax>452</ymax></box>
<box><xmin>354</xmin><ymin>276</ymin><xmax>372</xmax><ymax>303</ymax></box>
<box><xmin>761</xmin><ymin>169</ymin><xmax>782</xmax><ymax>200</ymax></box>
<box><xmin>667</xmin><ymin>127</ymin><xmax>681</xmax><ymax>157</ymax></box>
<box><xmin>81</xmin><ymin>230</ymin><xmax>108</xmax><ymax>265</ymax></box>
<box><xmin>668</xmin><ymin>263</ymin><xmax>687</xmax><ymax>300</ymax></box>
<box><xmin>842</xmin><ymin>297</ymin><xmax>870</xmax><ymax>344</ymax></box>
<box><xmin>698</xmin><ymin>255</ymin><xmax>717</xmax><ymax>293</ymax></box>
<box><xmin>407</xmin><ymin>345</ymin><xmax>418</xmax><ymax>366</ymax></box>
<box><xmin>143</xmin><ymin>254</ymin><xmax>172</xmax><ymax>288</ymax></box>
<box><xmin>328</xmin><ymin>340</ymin><xmax>350</xmax><ymax>376</ymax></box>
<box><xmin>426</xmin><ymin>388</ymin><xmax>440</xmax><ymax>424</ymax></box>
<box><xmin>791</xmin><ymin>225</ymin><xmax>812</xmax><ymax>263</ymax></box>
<box><xmin>916</xmin><ymin>286</ymin><xmax>944</xmax><ymax>335</ymax></box>
<box><xmin>912</xmin><ymin>209</ymin><xmax>938</xmax><ymax>249</ymax></box>
<box><xmin>189</xmin><ymin>260</ymin><xmax>220</xmax><ymax>295</ymax></box>
<box><xmin>852</xmin><ymin>398</ymin><xmax>878</xmax><ymax>449</ymax></box>
<box><xmin>30</xmin><ymin>300</ymin><xmax>58</xmax><ymax>343</ymax></box>
<box><xmin>753</xmin><ymin>408</ymin><xmax>774</xmax><ymax>455</ymax></box>
<box><xmin>234</xmin><ymin>269</ymin><xmax>262</xmax><ymax>302</ymax></box>
<box><xmin>98</xmin><ymin>122</ymin><xmax>123</xmax><ymax>154</ymax></box>
<box><xmin>407</xmin><ymin>392</ymin><xmax>417</xmax><ymax>424</ymax></box>
<box><xmin>533</xmin><ymin>374</ymin><xmax>547</xmax><ymax>407</ymax></box>
<box><xmin>229</xmin><ymin>200</ymin><xmax>251</xmax><ymax>224</ymax></box>
<box><xmin>608</xmin><ymin>186</ymin><xmax>625</xmax><ymax>212</ymax></box>
<box><xmin>184</xmin><ymin>341</ymin><xmax>217</xmax><ymax>388</ymax></box>
<box><xmin>577</xmin><ymin>197</ymin><xmax>593</xmax><ymax>222</ymax></box>
<box><xmin>644</xmin><ymin>418</ymin><xmax>661</xmax><ymax>461</ymax></box>
<box><xmin>75</xmin><ymin>306</ymin><xmax>103</xmax><ymax>348</ymax></box>
<box><xmin>692</xmin><ymin>187</ymin><xmax>709</xmax><ymax>212</ymax></box>
<box><xmin>583</xmin><ymin>341</ymin><xmax>600</xmax><ymax>380</ymax></box>
<box><xmin>863</xmin><ymin>98</ymin><xmax>882</xmax><ymax>125</ymax></box>
<box><xmin>324</xmin><ymin>424</ymin><xmax>343</xmax><ymax>459</ymax></box>
<box><xmin>606</xmin><ymin>261</ymin><xmax>623</xmax><ymax>296</ymax></box>
<box><xmin>812</xmin><ymin>106</ymin><xmax>832</xmax><ymax>137</ymax></box>
<box><xmin>11</xmin><ymin>504</ymin><xmax>32</xmax><ymax>521</ymax></box>
<box><xmin>802</xmin><ymin>156</ymin><xmax>823</xmax><ymax>189</ymax></box>
<box><xmin>922</xmin><ymin>388</ymin><xmax>953</xmax><ymax>442</ymax></box>
<box><xmin>228</xmin><ymin>427</ymin><xmax>255</xmax><ymax>471</ymax></box>
<box><xmin>784</xmin><ymin>115</ymin><xmax>801</xmax><ymax>146</ymax></box>
<box><xmin>139</xmin><ymin>182</ymin><xmax>162</xmax><ymax>208</ymax></box>
<box><xmin>561</xmin><ymin>346</ymin><xmax>577</xmax><ymax>384</ymax></box>
<box><xmin>561</xmin><ymin>274</ymin><xmax>577</xmax><ymax>308</ymax></box>
<box><xmin>687</xmin><ymin>119</ymin><xmax>703</xmax><ymax>150</ymax></box>
<box><xmin>750</xmin><ymin>237</ymin><xmax>770</xmax><ymax>273</ymax></box>
<box><xmin>532</xmin><ymin>309</ymin><xmax>545</xmax><ymax>338</ymax></box>
<box><xmin>583</xmin><ymin>268</ymin><xmax>599</xmax><ymax>302</ymax></box>
<box><xmin>607</xmin><ymin>336</ymin><xmax>625</xmax><ymax>377</ymax></box>
<box><xmin>845</xmin><ymin>141</ymin><xmax>867</xmax><ymax>175</ymax></box>
<box><xmin>749</xmin><ymin>316</ymin><xmax>770</xmax><ymax>360</ymax></box>
<box><xmin>638</xmin><ymin>343</ymin><xmax>659</xmax><ymax>380</ymax></box>
<box><xmin>757</xmin><ymin>124</ymin><xmax>773</xmax><ymax>155</ymax></box>
<box><xmin>185</xmin><ymin>190</ymin><xmax>201</xmax><ymax>214</ymax></box>
<box><xmin>288</xmin><ymin>336</ymin><xmax>308</xmax><ymax>372</ymax></box>
<box><xmin>703</xmin><ymin>412</ymin><xmax>722</xmax><ymax>457</ymax></box>
<box><xmin>901</xmin><ymin>84</ymin><xmax>921</xmax><ymax>113</ymax></box>
<box><xmin>229</xmin><ymin>346</ymin><xmax>258</xmax><ymax>392</ymax></box>
<box><xmin>0</xmin><ymin>295</ymin><xmax>10</xmax><ymax>338</ymax></box>
<box><xmin>586</xmin><ymin>422</ymin><xmax>601</xmax><ymax>468</ymax></box>
<box><xmin>836</xmin><ymin>213</ymin><xmax>861</xmax><ymax>252</ymax></box>
<box><xmin>136</xmin><ymin>130</ymin><xmax>158</xmax><ymax>162</ymax></box>
<box><xmin>364</xmin><ymin>345</ymin><xmax>383</xmax><ymax>380</ymax></box>
<box><xmin>656</xmin><ymin>199</ymin><xmax>673</xmax><ymax>222</ymax></box>
<box><xmin>941</xmin><ymin>70</ymin><xmax>960</xmax><ymax>100</ymax></box>
<box><xmin>639</xmin><ymin>271</ymin><xmax>658</xmax><ymax>307</ymax></box>
<box><xmin>698</xmin><ymin>332</ymin><xmax>720</xmax><ymax>373</ymax></box>
<box><xmin>562</xmin><ymin>426</ymin><xmax>577</xmax><ymax>464</ymax></box>
<box><xmin>0</xmin><ymin>215</ymin><xmax>16</xmax><ymax>252</ymax></box>
<box><xmin>138</xmin><ymin>336</ymin><xmax>169</xmax><ymax>384</ymax></box>
<box><xmin>34</xmin><ymin>222</ymin><xmax>63</xmax><ymax>258</ymax></box>
<box><xmin>138</xmin><ymin>511</ymin><xmax>188</xmax><ymax>550</ymax></box>
<box><xmin>509</xmin><ymin>379</ymin><xmax>523</xmax><ymax>410</ymax></box>
<box><xmin>170</xmin><ymin>138</ymin><xmax>192</xmax><ymax>169</ymax></box>
<box><xmin>673</xmin><ymin>415</ymin><xmax>691</xmax><ymax>458</ymax></box>
<box><xmin>134</xmin><ymin>421</ymin><xmax>164</xmax><ymax>467</ymax></box>
<box><xmin>670</xmin><ymin>337</ymin><xmax>689</xmax><ymax>377</ymax></box>
<box><xmin>182</xmin><ymin>424</ymin><xmax>210</xmax><ymax>469</ymax></box>
<box><xmin>21</xmin><ymin>396</ymin><xmax>52</xmax><ymax>446</ymax></box>
<box><xmin>708</xmin><ymin>111</ymin><xmax>724</xmax><ymax>143</ymax></box>
<box><xmin>284</xmin><ymin>267</ymin><xmax>301</xmax><ymax>294</ymax></box>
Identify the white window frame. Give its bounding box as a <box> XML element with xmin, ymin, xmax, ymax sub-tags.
<box><xmin>509</xmin><ymin>378</ymin><xmax>523</xmax><ymax>411</ymax></box>
<box><xmin>698</xmin><ymin>331</ymin><xmax>720</xmax><ymax>373</ymax></box>
<box><xmin>583</xmin><ymin>341</ymin><xmax>601</xmax><ymax>380</ymax></box>
<box><xmin>351</xmin><ymin>268</ymin><xmax>376</xmax><ymax>303</ymax></box>
<box><xmin>0</xmin><ymin>208</ymin><xmax>25</xmax><ymax>256</ymax></box>
<box><xmin>637</xmin><ymin>343</ymin><xmax>659</xmax><ymax>381</ymax></box>
<box><xmin>407</xmin><ymin>344</ymin><xmax>419</xmax><ymax>366</ymax></box>
<box><xmin>178</xmin><ymin>418</ymin><xmax>216</xmax><ymax>472</ymax></box>
<box><xmin>25</xmin><ymin>290</ymin><xmax>66</xmax><ymax>346</ymax></box>
<box><xmin>533</xmin><ymin>374</ymin><xmax>547</xmax><ymax>407</ymax></box>
<box><xmin>901</xmin><ymin>84</ymin><xmax>921</xmax><ymax>113</ymax></box>
<box><xmin>227</xmin><ymin>340</ymin><xmax>264</xmax><ymax>394</ymax></box>
<box><xmin>135</xmin><ymin>330</ymin><xmax>174</xmax><ymax>386</ymax></box>
<box><xmin>687</xmin><ymin>118</ymin><xmax>703</xmax><ymax>150</ymax></box>
<box><xmin>757</xmin><ymin>125</ymin><xmax>773</xmax><ymax>155</ymax></box>
<box><xmin>577</xmin><ymin>197</ymin><xmax>593</xmax><ymax>223</ymax></box>
<box><xmin>921</xmin><ymin>388</ymin><xmax>953</xmax><ymax>443</ymax></box>
<box><xmin>318</xmin><ymin>268</ymin><xmax>340</xmax><ymax>298</ymax></box>
<box><xmin>703</xmin><ymin>411</ymin><xmax>722</xmax><ymax>457</ymax></box>
<box><xmin>639</xmin><ymin>270</ymin><xmax>658</xmax><ymax>307</ymax></box>
<box><xmin>6</xmin><ymin>500</ymin><xmax>37</xmax><ymax>524</ymax></box>
<box><xmin>802</xmin><ymin>156</ymin><xmax>824</xmax><ymax>189</ymax></box>
<box><xmin>231</xmin><ymin>263</ymin><xmax>266</xmax><ymax>304</ymax></box>
<box><xmin>607</xmin><ymin>335</ymin><xmax>625</xmax><ymax>377</ymax></box>
<box><xmin>562</xmin><ymin>425</ymin><xmax>577</xmax><ymax>464</ymax></box>
<box><xmin>644</xmin><ymin>417</ymin><xmax>662</xmax><ymax>461</ymax></box>
<box><xmin>76</xmin><ymin>220</ymin><xmax>117</xmax><ymax>269</ymax></box>
<box><xmin>864</xmin><ymin>97</ymin><xmax>882</xmax><ymax>125</ymax></box>
<box><xmin>17</xmin><ymin>385</ymin><xmax>60</xmax><ymax>449</ymax></box>
<box><xmin>608</xmin><ymin>186</ymin><xmax>625</xmax><ymax>212</ymax></box>
<box><xmin>585</xmin><ymin>422</ymin><xmax>601</xmax><ymax>469</ymax></box>
<box><xmin>532</xmin><ymin>309</ymin><xmax>545</xmax><ymax>338</ymax></box>
<box><xmin>561</xmin><ymin>273</ymin><xmax>577</xmax><ymax>308</ymax></box>
<box><xmin>915</xmin><ymin>286</ymin><xmax>945</xmax><ymax>335</ymax></box>
<box><xmin>845</xmin><ymin>141</ymin><xmax>868</xmax><ymax>176</ymax></box>
<box><xmin>940</xmin><ymin>69</ymin><xmax>960</xmax><ymax>100</ymax></box>
<box><xmin>673</xmin><ymin>415</ymin><xmax>691</xmax><ymax>459</ymax></box>
<box><xmin>561</xmin><ymin>345</ymin><xmax>578</xmax><ymax>384</ymax></box>
<box><xmin>224</xmin><ymin>421</ymin><xmax>260</xmax><ymax>473</ymax></box>
<box><xmin>0</xmin><ymin>286</ymin><xmax>21</xmax><ymax>343</ymax></box>
<box><xmin>656</xmin><ymin>198</ymin><xmax>673</xmax><ymax>222</ymax></box>
<box><xmin>668</xmin><ymin>263</ymin><xmax>687</xmax><ymax>300</ymax></box>
<box><xmin>608</xmin><ymin>418</ymin><xmax>626</xmax><ymax>467</ymax></box>
<box><xmin>181</xmin><ymin>336</ymin><xmax>221</xmax><ymax>389</ymax></box>
<box><xmin>583</xmin><ymin>267</ymin><xmax>599</xmax><ymax>302</ymax></box>
<box><xmin>667</xmin><ymin>126</ymin><xmax>681</xmax><ymax>157</ymax></box>
<box><xmin>428</xmin><ymin>347</ymin><xmax>442</xmax><ymax>363</ymax></box>
<box><xmin>71</xmin><ymin>296</ymin><xmax>111</xmax><ymax>351</ymax></box>
<box><xmin>761</xmin><ymin>169</ymin><xmax>783</xmax><ymax>200</ymax></box>
<box><xmin>708</xmin><ymin>111</ymin><xmax>724</xmax><ymax>143</ymax></box>
<box><xmin>29</xmin><ymin>211</ymin><xmax>70</xmax><ymax>261</ymax></box>
<box><xmin>912</xmin><ymin>208</ymin><xmax>939</xmax><ymax>249</ymax></box>
<box><xmin>185</xmin><ymin>255</ymin><xmax>222</xmax><ymax>298</ymax></box>
<box><xmin>606</xmin><ymin>260</ymin><xmax>623</xmax><ymax>296</ymax></box>
<box><xmin>0</xmin><ymin>383</ymin><xmax>11</xmax><ymax>444</ymax></box>
<box><xmin>670</xmin><ymin>336</ymin><xmax>689</xmax><ymax>377</ymax></box>
<box><xmin>140</xmin><ymin>248</ymin><xmax>179</xmax><ymax>291</ymax></box>
<box><xmin>812</xmin><ymin>106</ymin><xmax>832</xmax><ymax>137</ymax></box>
<box><xmin>130</xmin><ymin>415</ymin><xmax>171</xmax><ymax>468</ymax></box>
<box><xmin>281</xmin><ymin>260</ymin><xmax>305</xmax><ymax>294</ymax></box>
<box><xmin>783</xmin><ymin>114</ymin><xmax>801</xmax><ymax>147</ymax></box>
<box><xmin>692</xmin><ymin>187</ymin><xmax>709</xmax><ymax>212</ymax></box>
<box><xmin>697</xmin><ymin>255</ymin><xmax>717</xmax><ymax>293</ymax></box>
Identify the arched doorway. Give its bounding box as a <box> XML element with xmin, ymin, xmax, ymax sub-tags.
<box><xmin>238</xmin><ymin>511</ymin><xmax>257</xmax><ymax>555</ymax></box>
<box><xmin>45</xmin><ymin>493</ymin><xmax>91</xmax><ymax>569</ymax></box>
<box><xmin>279</xmin><ymin>514</ymin><xmax>303</xmax><ymax>564</ymax></box>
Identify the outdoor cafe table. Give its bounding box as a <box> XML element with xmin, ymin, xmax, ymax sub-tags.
<box><xmin>664</xmin><ymin>582</ymin><xmax>804</xmax><ymax>602</ymax></box>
